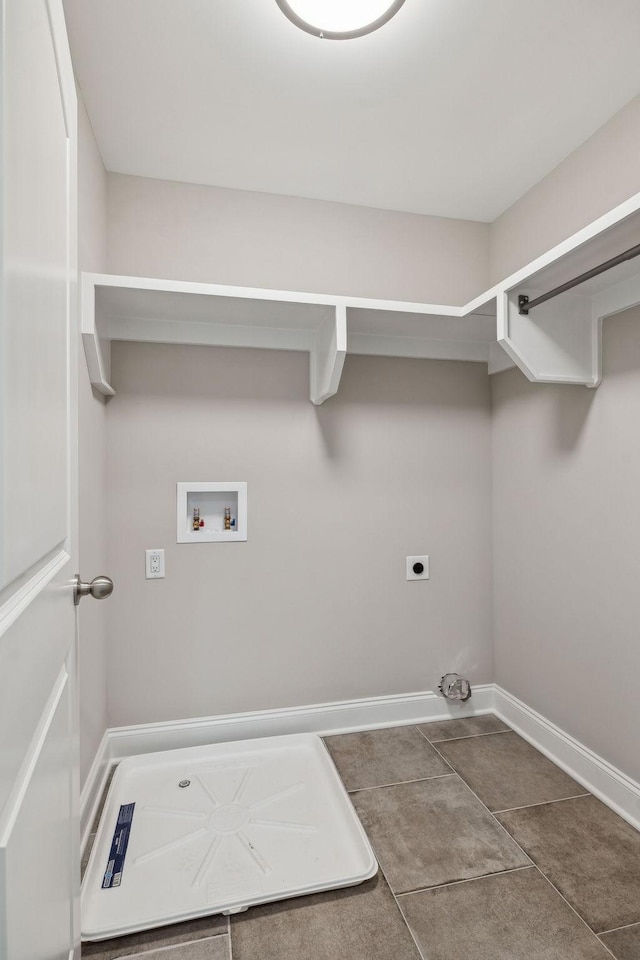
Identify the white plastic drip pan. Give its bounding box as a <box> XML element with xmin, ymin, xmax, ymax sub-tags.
<box><xmin>81</xmin><ymin>733</ymin><xmax>377</xmax><ymax>941</ymax></box>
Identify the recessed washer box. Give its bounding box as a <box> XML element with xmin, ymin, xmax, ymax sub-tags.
<box><xmin>177</xmin><ymin>481</ymin><xmax>247</xmax><ymax>543</ymax></box>
<box><xmin>81</xmin><ymin>734</ymin><xmax>377</xmax><ymax>941</ymax></box>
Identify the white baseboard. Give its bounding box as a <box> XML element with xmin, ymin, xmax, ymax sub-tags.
<box><xmin>80</xmin><ymin>682</ymin><xmax>640</xmax><ymax>853</ymax></box>
<box><xmin>493</xmin><ymin>685</ymin><xmax>640</xmax><ymax>833</ymax></box>
<box><xmin>107</xmin><ymin>684</ymin><xmax>495</xmax><ymax>759</ymax></box>
<box><xmin>79</xmin><ymin>731</ymin><xmax>111</xmax><ymax>851</ymax></box>
<box><xmin>79</xmin><ymin>685</ymin><xmax>493</xmax><ymax>839</ymax></box>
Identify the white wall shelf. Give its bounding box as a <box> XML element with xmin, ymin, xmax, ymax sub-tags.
<box><xmin>497</xmin><ymin>192</ymin><xmax>640</xmax><ymax>386</ymax></box>
<box><xmin>177</xmin><ymin>482</ymin><xmax>247</xmax><ymax>543</ymax></box>
<box><xmin>81</xmin><ymin>273</ymin><xmax>504</xmax><ymax>404</ymax></box>
<box><xmin>81</xmin><ymin>190</ymin><xmax>640</xmax><ymax>400</ymax></box>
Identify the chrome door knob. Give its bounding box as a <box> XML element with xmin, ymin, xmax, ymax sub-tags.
<box><xmin>73</xmin><ymin>574</ymin><xmax>114</xmax><ymax>605</ymax></box>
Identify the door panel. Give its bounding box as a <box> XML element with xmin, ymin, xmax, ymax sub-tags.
<box><xmin>1</xmin><ymin>0</ymin><xmax>72</xmax><ymax>589</ymax></box>
<box><xmin>0</xmin><ymin>0</ymin><xmax>79</xmax><ymax>957</ymax></box>
<box><xmin>0</xmin><ymin>669</ymin><xmax>73</xmax><ymax>960</ymax></box>
<box><xmin>0</xmin><ymin>558</ymin><xmax>75</xmax><ymax>819</ymax></box>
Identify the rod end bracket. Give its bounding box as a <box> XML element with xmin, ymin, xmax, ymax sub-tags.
<box><xmin>518</xmin><ymin>294</ymin><xmax>530</xmax><ymax>315</ymax></box>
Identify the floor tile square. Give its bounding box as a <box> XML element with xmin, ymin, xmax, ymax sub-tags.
<box><xmin>498</xmin><ymin>796</ymin><xmax>640</xmax><ymax>932</ymax></box>
<box><xmin>230</xmin><ymin>872</ymin><xmax>421</xmax><ymax>960</ymax></box>
<box><xmin>418</xmin><ymin>714</ymin><xmax>509</xmax><ymax>742</ymax></box>
<box><xmin>351</xmin><ymin>776</ymin><xmax>529</xmax><ymax>894</ymax></box>
<box><xmin>436</xmin><ymin>731</ymin><xmax>584</xmax><ymax>811</ymax></box>
<box><xmin>324</xmin><ymin>725</ymin><xmax>450</xmax><ymax>790</ymax></box>
<box><xmin>400</xmin><ymin>867</ymin><xmax>610</xmax><ymax>960</ymax></box>
<box><xmin>600</xmin><ymin>922</ymin><xmax>640</xmax><ymax>959</ymax></box>
<box><xmin>82</xmin><ymin>916</ymin><xmax>228</xmax><ymax>960</ymax></box>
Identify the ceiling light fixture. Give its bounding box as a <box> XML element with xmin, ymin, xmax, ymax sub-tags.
<box><xmin>274</xmin><ymin>0</ymin><xmax>407</xmax><ymax>40</ymax></box>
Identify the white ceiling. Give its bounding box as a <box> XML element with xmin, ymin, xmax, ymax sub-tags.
<box><xmin>64</xmin><ymin>0</ymin><xmax>640</xmax><ymax>222</ymax></box>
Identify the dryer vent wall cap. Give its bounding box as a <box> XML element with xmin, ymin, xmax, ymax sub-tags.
<box><xmin>438</xmin><ymin>673</ymin><xmax>472</xmax><ymax>703</ymax></box>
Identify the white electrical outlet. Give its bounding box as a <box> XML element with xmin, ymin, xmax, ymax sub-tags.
<box><xmin>406</xmin><ymin>555</ymin><xmax>429</xmax><ymax>580</ymax></box>
<box><xmin>145</xmin><ymin>549</ymin><xmax>165</xmax><ymax>579</ymax></box>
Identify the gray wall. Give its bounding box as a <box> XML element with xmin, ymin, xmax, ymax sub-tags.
<box><xmin>492</xmin><ymin>307</ymin><xmax>640</xmax><ymax>780</ymax></box>
<box><xmin>103</xmin><ymin>173</ymin><xmax>494</xmax><ymax>727</ymax></box>
<box><xmin>106</xmin><ymin>342</ymin><xmax>492</xmax><ymax>727</ymax></box>
<box><xmin>107</xmin><ymin>173</ymin><xmax>489</xmax><ymax>304</ymax></box>
<box><xmin>490</xmin><ymin>93</ymin><xmax>640</xmax><ymax>781</ymax></box>
<box><xmin>490</xmin><ymin>94</ymin><xmax>640</xmax><ymax>283</ymax></box>
<box><xmin>77</xmin><ymin>96</ymin><xmax>108</xmax><ymax>783</ymax></box>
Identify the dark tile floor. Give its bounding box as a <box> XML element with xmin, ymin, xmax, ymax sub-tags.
<box><xmin>81</xmin><ymin>715</ymin><xmax>640</xmax><ymax>959</ymax></box>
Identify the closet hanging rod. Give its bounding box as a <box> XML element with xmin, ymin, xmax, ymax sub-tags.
<box><xmin>518</xmin><ymin>241</ymin><xmax>640</xmax><ymax>315</ymax></box>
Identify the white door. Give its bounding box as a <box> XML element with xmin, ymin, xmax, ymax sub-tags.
<box><xmin>0</xmin><ymin>1</ymin><xmax>80</xmax><ymax>958</ymax></box>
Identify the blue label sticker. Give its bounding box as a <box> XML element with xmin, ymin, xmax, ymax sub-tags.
<box><xmin>102</xmin><ymin>803</ymin><xmax>135</xmax><ymax>889</ymax></box>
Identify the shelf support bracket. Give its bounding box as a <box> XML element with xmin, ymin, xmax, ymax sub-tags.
<box><xmin>309</xmin><ymin>304</ymin><xmax>347</xmax><ymax>405</ymax></box>
<box><xmin>81</xmin><ymin>274</ymin><xmax>115</xmax><ymax>397</ymax></box>
<box><xmin>498</xmin><ymin>289</ymin><xmax>600</xmax><ymax>386</ymax></box>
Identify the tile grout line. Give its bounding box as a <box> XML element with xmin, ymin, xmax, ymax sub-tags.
<box><xmin>373</xmin><ymin>857</ymin><xmax>427</xmax><ymax>960</ymax></box>
<box><xmin>94</xmin><ymin>934</ymin><xmax>232</xmax><ymax>958</ymax></box>
<box><xmin>227</xmin><ymin>915</ymin><xmax>232</xmax><ymax>960</ymax></box>
<box><xmin>492</xmin><ymin>792</ymin><xmax>591</xmax><ymax>815</ymax></box>
<box><xmin>348</xmin><ymin>773</ymin><xmax>455</xmax><ymax>793</ymax></box>
<box><xmin>429</xmin><ymin>740</ymin><xmax>616</xmax><ymax>959</ymax></box>
<box><xmin>598</xmin><ymin>919</ymin><xmax>640</xmax><ymax>936</ymax></box>
<box><xmin>396</xmin><ymin>864</ymin><xmax>535</xmax><ymax>898</ymax></box>
<box><xmin>428</xmin><ymin>729</ymin><xmax>513</xmax><ymax>743</ymax></box>
<box><xmin>415</xmin><ymin>725</ymin><xmax>430</xmax><ymax>741</ymax></box>
<box><xmin>426</xmin><ymin>743</ymin><xmax>533</xmax><ymax>868</ymax></box>
<box><xmin>414</xmin><ymin>721</ymin><xmax>512</xmax><ymax>748</ymax></box>
<box><xmin>88</xmin><ymin>931</ymin><xmax>233</xmax><ymax>959</ymax></box>
<box><xmin>531</xmin><ymin>868</ymin><xmax>617</xmax><ymax>959</ymax></box>
<box><xmin>340</xmin><ymin>736</ymin><xmax>429</xmax><ymax>960</ymax></box>
<box><xmin>599</xmin><ymin>941</ymin><xmax>618</xmax><ymax>959</ymax></box>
